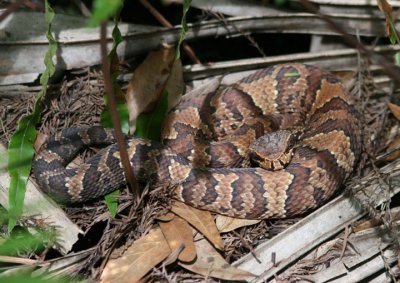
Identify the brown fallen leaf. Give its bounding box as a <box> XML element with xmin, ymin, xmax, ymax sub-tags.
<box><xmin>179</xmin><ymin>235</ymin><xmax>255</xmax><ymax>282</ymax></box>
<box><xmin>377</xmin><ymin>0</ymin><xmax>395</xmax><ymax>38</ymax></box>
<box><xmin>157</xmin><ymin>212</ymin><xmax>176</xmax><ymax>222</ymax></box>
<box><xmin>215</xmin><ymin>215</ymin><xmax>261</xmax><ymax>233</ymax></box>
<box><xmin>171</xmin><ymin>201</ymin><xmax>224</xmax><ymax>250</ymax></box>
<box><xmin>101</xmin><ymin>228</ymin><xmax>171</xmax><ymax>283</ymax></box>
<box><xmin>126</xmin><ymin>47</ymin><xmax>184</xmax><ymax>133</ymax></box>
<box><xmin>388</xmin><ymin>102</ymin><xmax>400</xmax><ymax>120</ymax></box>
<box><xmin>33</xmin><ymin>132</ymin><xmax>47</xmax><ymax>154</ymax></box>
<box><xmin>356</xmin><ymin>210</ymin><xmax>400</xmax><ymax>233</ymax></box>
<box><xmin>384</xmin><ymin>136</ymin><xmax>400</xmax><ymax>161</ymax></box>
<box><xmin>377</xmin><ymin>0</ymin><xmax>393</xmax><ymax>14</ymax></box>
<box><xmin>164</xmin><ymin>58</ymin><xmax>184</xmax><ymax>112</ymax></box>
<box><xmin>330</xmin><ymin>70</ymin><xmax>356</xmax><ymax>90</ymax></box>
<box><xmin>159</xmin><ymin>215</ymin><xmax>197</xmax><ymax>263</ymax></box>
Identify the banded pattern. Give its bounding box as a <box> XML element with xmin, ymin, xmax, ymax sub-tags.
<box><xmin>33</xmin><ymin>64</ymin><xmax>361</xmax><ymax>219</ymax></box>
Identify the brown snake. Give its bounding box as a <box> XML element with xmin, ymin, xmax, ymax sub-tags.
<box><xmin>33</xmin><ymin>64</ymin><xmax>362</xmax><ymax>219</ymax></box>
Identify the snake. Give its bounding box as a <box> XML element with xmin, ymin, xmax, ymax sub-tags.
<box><xmin>33</xmin><ymin>63</ymin><xmax>362</xmax><ymax>219</ymax></box>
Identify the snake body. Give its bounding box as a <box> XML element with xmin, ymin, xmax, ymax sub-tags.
<box><xmin>33</xmin><ymin>64</ymin><xmax>361</xmax><ymax>219</ymax></box>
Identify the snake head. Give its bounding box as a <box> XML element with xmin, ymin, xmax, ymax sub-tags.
<box><xmin>249</xmin><ymin>130</ymin><xmax>297</xmax><ymax>171</ymax></box>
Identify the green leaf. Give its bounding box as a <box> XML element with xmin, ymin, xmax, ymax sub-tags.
<box><xmin>135</xmin><ymin>90</ymin><xmax>169</xmax><ymax>141</ymax></box>
<box><xmin>175</xmin><ymin>0</ymin><xmax>192</xmax><ymax>60</ymax></box>
<box><xmin>395</xmin><ymin>52</ymin><xmax>400</xmax><ymax>65</ymax></box>
<box><xmin>390</xmin><ymin>32</ymin><xmax>397</xmax><ymax>45</ymax></box>
<box><xmin>385</xmin><ymin>12</ymin><xmax>400</xmax><ymax>45</ymax></box>
<box><xmin>0</xmin><ymin>268</ymin><xmax>71</xmax><ymax>283</ymax></box>
<box><xmin>109</xmin><ymin>21</ymin><xmax>124</xmax><ymax>62</ymax></box>
<box><xmin>0</xmin><ymin>229</ymin><xmax>53</xmax><ymax>256</ymax></box>
<box><xmin>104</xmin><ymin>190</ymin><xmax>119</xmax><ymax>217</ymax></box>
<box><xmin>88</xmin><ymin>0</ymin><xmax>124</xmax><ymax>27</ymax></box>
<box><xmin>7</xmin><ymin>0</ymin><xmax>57</xmax><ymax>231</ymax></box>
<box><xmin>284</xmin><ymin>72</ymin><xmax>300</xmax><ymax>77</ymax></box>
<box><xmin>0</xmin><ymin>274</ymin><xmax>70</xmax><ymax>283</ymax></box>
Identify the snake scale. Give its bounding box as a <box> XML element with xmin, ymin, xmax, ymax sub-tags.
<box><xmin>33</xmin><ymin>64</ymin><xmax>362</xmax><ymax>219</ymax></box>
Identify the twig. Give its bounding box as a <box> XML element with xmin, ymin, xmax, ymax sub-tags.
<box><xmin>210</xmin><ymin>11</ymin><xmax>267</xmax><ymax>58</ymax></box>
<box><xmin>71</xmin><ymin>0</ymin><xmax>91</xmax><ymax>17</ymax></box>
<box><xmin>100</xmin><ymin>23</ymin><xmax>139</xmax><ymax>196</ymax></box>
<box><xmin>139</xmin><ymin>0</ymin><xmax>201</xmax><ymax>64</ymax></box>
<box><xmin>339</xmin><ymin>225</ymin><xmax>350</xmax><ymax>261</ymax></box>
<box><xmin>0</xmin><ymin>255</ymin><xmax>41</xmax><ymax>265</ymax></box>
<box><xmin>232</xmin><ymin>230</ymin><xmax>261</xmax><ymax>264</ymax></box>
<box><xmin>299</xmin><ymin>0</ymin><xmax>400</xmax><ymax>87</ymax></box>
<box><xmin>379</xmin><ymin>244</ymin><xmax>398</xmax><ymax>282</ymax></box>
<box><xmin>0</xmin><ymin>0</ymin><xmax>25</xmax><ymax>23</ymax></box>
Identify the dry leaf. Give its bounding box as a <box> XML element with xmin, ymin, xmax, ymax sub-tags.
<box><xmin>34</xmin><ymin>132</ymin><xmax>47</xmax><ymax>153</ymax></box>
<box><xmin>384</xmin><ymin>136</ymin><xmax>400</xmax><ymax>161</ymax></box>
<box><xmin>215</xmin><ymin>215</ymin><xmax>261</xmax><ymax>233</ymax></box>
<box><xmin>157</xmin><ymin>212</ymin><xmax>176</xmax><ymax>222</ymax></box>
<box><xmin>353</xmin><ymin>208</ymin><xmax>400</xmax><ymax>232</ymax></box>
<box><xmin>171</xmin><ymin>201</ymin><xmax>224</xmax><ymax>250</ymax></box>
<box><xmin>159</xmin><ymin>215</ymin><xmax>197</xmax><ymax>262</ymax></box>
<box><xmin>353</xmin><ymin>218</ymin><xmax>382</xmax><ymax>233</ymax></box>
<box><xmin>388</xmin><ymin>102</ymin><xmax>400</xmax><ymax>120</ymax></box>
<box><xmin>377</xmin><ymin>0</ymin><xmax>393</xmax><ymax>13</ymax></box>
<box><xmin>126</xmin><ymin>47</ymin><xmax>184</xmax><ymax>133</ymax></box>
<box><xmin>179</xmin><ymin>235</ymin><xmax>255</xmax><ymax>281</ymax></box>
<box><xmin>377</xmin><ymin>0</ymin><xmax>395</xmax><ymax>38</ymax></box>
<box><xmin>331</xmin><ymin>70</ymin><xmax>356</xmax><ymax>90</ymax></box>
<box><xmin>101</xmin><ymin>228</ymin><xmax>171</xmax><ymax>283</ymax></box>
<box><xmin>165</xmin><ymin>59</ymin><xmax>184</xmax><ymax>111</ymax></box>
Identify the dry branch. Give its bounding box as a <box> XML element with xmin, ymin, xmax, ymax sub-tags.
<box><xmin>0</xmin><ymin>10</ymin><xmax>397</xmax><ymax>84</ymax></box>
<box><xmin>274</xmin><ymin>221</ymin><xmax>399</xmax><ymax>282</ymax></box>
<box><xmin>183</xmin><ymin>45</ymin><xmax>400</xmax><ymax>81</ymax></box>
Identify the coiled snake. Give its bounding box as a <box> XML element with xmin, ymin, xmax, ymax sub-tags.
<box><xmin>33</xmin><ymin>64</ymin><xmax>362</xmax><ymax>219</ymax></box>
